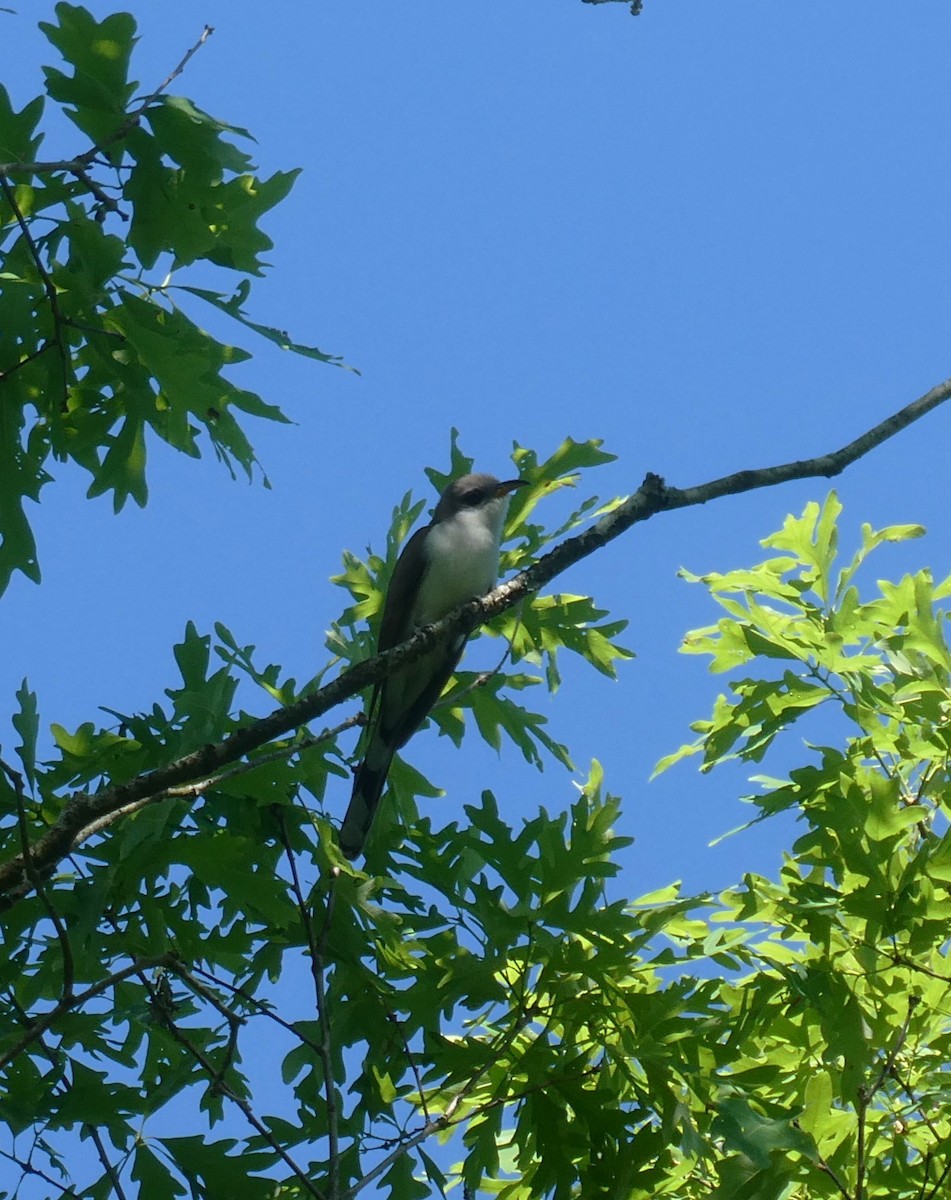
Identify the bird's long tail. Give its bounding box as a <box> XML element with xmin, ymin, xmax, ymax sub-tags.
<box><xmin>340</xmin><ymin>734</ymin><xmax>395</xmax><ymax>859</ymax></box>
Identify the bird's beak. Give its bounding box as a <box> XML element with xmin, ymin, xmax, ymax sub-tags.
<box><xmin>494</xmin><ymin>479</ymin><xmax>529</xmax><ymax>498</ymax></box>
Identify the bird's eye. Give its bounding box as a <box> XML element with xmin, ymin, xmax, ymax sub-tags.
<box><xmin>462</xmin><ymin>490</ymin><xmax>483</xmax><ymax>507</ymax></box>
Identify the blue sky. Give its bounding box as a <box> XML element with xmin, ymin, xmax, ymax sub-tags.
<box><xmin>3</xmin><ymin>0</ymin><xmax>951</xmax><ymax>902</ymax></box>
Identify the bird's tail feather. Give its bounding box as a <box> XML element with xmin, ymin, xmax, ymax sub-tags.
<box><xmin>340</xmin><ymin>738</ymin><xmax>394</xmax><ymax>860</ymax></box>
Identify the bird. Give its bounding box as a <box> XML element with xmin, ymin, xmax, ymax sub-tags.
<box><xmin>339</xmin><ymin>472</ymin><xmax>527</xmax><ymax>859</ymax></box>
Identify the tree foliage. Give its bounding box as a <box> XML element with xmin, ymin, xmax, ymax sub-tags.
<box><xmin>0</xmin><ymin>3</ymin><xmax>346</xmax><ymax>595</ymax></box>
<box><xmin>1</xmin><ymin>7</ymin><xmax>950</xmax><ymax>1200</ymax></box>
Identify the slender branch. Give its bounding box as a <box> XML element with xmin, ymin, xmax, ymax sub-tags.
<box><xmin>814</xmin><ymin>1156</ymin><xmax>853</xmax><ymax>1200</ymax></box>
<box><xmin>277</xmin><ymin>814</ymin><xmax>340</xmax><ymax>1197</ymax></box>
<box><xmin>385</xmin><ymin>1011</ymin><xmax>430</xmax><ymax>1124</ymax></box>
<box><xmin>166</xmin><ymin>961</ymin><xmax>245</xmax><ymax>1087</ymax></box>
<box><xmin>147</xmin><ymin>979</ymin><xmax>326</xmax><ymax>1200</ymax></box>
<box><xmin>70</xmin><ymin>166</ymin><xmax>126</xmax><ymax>219</ymax></box>
<box><xmin>855</xmin><ymin>1084</ymin><xmax>868</xmax><ymax>1200</ymax></box>
<box><xmin>891</xmin><ymin>1068</ymin><xmax>942</xmax><ymax>1142</ymax></box>
<box><xmin>1</xmin><ymin>758</ymin><xmax>74</xmax><ymax>1000</ymax></box>
<box><xmin>1</xmin><ymin>377</ymin><xmax>950</xmax><ymax>907</ymax></box>
<box><xmin>0</xmin><ymin>953</ymin><xmax>178</xmax><ymax>1072</ymax></box>
<box><xmin>868</xmin><ymin>995</ymin><xmax>919</xmax><ymax>1099</ymax></box>
<box><xmin>0</xmin><ymin>25</ymin><xmax>216</xmax><ymax>180</ymax></box>
<box><xmin>0</xmin><ymin>1143</ymin><xmax>75</xmax><ymax>1197</ymax></box>
<box><xmin>347</xmin><ymin>987</ymin><xmax>535</xmax><ymax>1199</ymax></box>
<box><xmin>314</xmin><ymin>876</ymin><xmax>340</xmax><ymax>1197</ymax></box>
<box><xmin>87</xmin><ymin>1125</ymin><xmax>128</xmax><ymax>1200</ymax></box>
<box><xmin>925</xmin><ymin>1155</ymin><xmax>951</xmax><ymax>1200</ymax></box>
<box><xmin>96</xmin><ymin>24</ymin><xmax>215</xmax><ymax>157</ymax></box>
<box><xmin>0</xmin><ymin>23</ymin><xmax>214</xmax><ymax>270</ymax></box>
<box><xmin>855</xmin><ymin>995</ymin><xmax>919</xmax><ymax>1200</ymax></box>
<box><xmin>70</xmin><ymin>714</ymin><xmax>361</xmax><ymax>846</ymax></box>
<box><xmin>0</xmin><ymin>172</ymin><xmax>70</xmax><ymax>401</ymax></box>
<box><xmin>0</xmin><ymin>156</ymin><xmax>110</xmax><ymax>174</ymax></box>
<box><xmin>189</xmin><ymin>963</ymin><xmax>327</xmax><ymax>1055</ymax></box>
<box><xmin>581</xmin><ymin>0</ymin><xmax>644</xmax><ymax>12</ymax></box>
<box><xmin>0</xmin><ymin>337</ymin><xmax>56</xmax><ymax>382</ymax></box>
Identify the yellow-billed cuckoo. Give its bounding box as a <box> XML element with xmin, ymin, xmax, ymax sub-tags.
<box><xmin>340</xmin><ymin>473</ymin><xmax>527</xmax><ymax>859</ymax></box>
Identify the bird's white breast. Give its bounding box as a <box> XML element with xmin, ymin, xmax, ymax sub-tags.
<box><xmin>412</xmin><ymin>499</ymin><xmax>508</xmax><ymax>625</ymax></box>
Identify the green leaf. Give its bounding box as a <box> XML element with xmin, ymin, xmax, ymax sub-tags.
<box><xmin>0</xmin><ymin>387</ymin><xmax>47</xmax><ymax>592</ymax></box>
<box><xmin>145</xmin><ymin>94</ymin><xmax>254</xmax><ymax>179</ymax></box>
<box><xmin>110</xmin><ymin>290</ymin><xmax>288</xmax><ymax>478</ymax></box>
<box><xmin>714</xmin><ymin>1096</ymin><xmax>817</xmax><ymax>1171</ymax></box>
<box><xmin>180</xmin><ymin>284</ymin><xmax>354</xmax><ymax>370</ymax></box>
<box><xmin>0</xmin><ymin>85</ymin><xmax>45</xmax><ymax>161</ymax></box>
<box><xmin>12</xmin><ymin>679</ymin><xmax>39</xmax><ymax>792</ymax></box>
<box><xmin>86</xmin><ymin>409</ymin><xmax>148</xmax><ymax>511</ymax></box>
<box><xmin>40</xmin><ymin>4</ymin><xmax>138</xmax><ymax>152</ymax></box>
<box><xmin>131</xmin><ymin>1144</ymin><xmax>186</xmax><ymax>1200</ymax></box>
<box><xmin>160</xmin><ymin>1136</ymin><xmax>275</xmax><ymax>1199</ymax></box>
<box><xmin>761</xmin><ymin>491</ymin><xmax>842</xmax><ymax>603</ymax></box>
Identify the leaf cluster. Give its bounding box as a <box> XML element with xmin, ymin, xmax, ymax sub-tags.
<box><xmin>0</xmin><ymin>4</ymin><xmax>347</xmax><ymax>594</ymax></box>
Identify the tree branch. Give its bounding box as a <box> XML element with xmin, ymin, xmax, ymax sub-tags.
<box><xmin>0</xmin><ymin>376</ymin><xmax>949</xmax><ymax>907</ymax></box>
<box><xmin>0</xmin><ymin>172</ymin><xmax>70</xmax><ymax>402</ymax></box>
<box><xmin>88</xmin><ymin>1124</ymin><xmax>129</xmax><ymax>1200</ymax></box>
<box><xmin>1</xmin><ymin>757</ymin><xmax>74</xmax><ymax>1000</ymax></box>
<box><xmin>86</xmin><ymin>24</ymin><xmax>215</xmax><ymax>163</ymax></box>
<box><xmin>146</xmin><ymin>963</ymin><xmax>326</xmax><ymax>1200</ymax></box>
<box><xmin>68</xmin><ymin>713</ymin><xmax>362</xmax><ymax>848</ymax></box>
<box><xmin>0</xmin><ymin>25</ymin><xmax>216</xmax><ymax>178</ymax></box>
<box><xmin>0</xmin><ymin>952</ymin><xmax>179</xmax><ymax>1072</ymax></box>
<box><xmin>276</xmin><ymin>816</ymin><xmax>341</xmax><ymax>1197</ymax></box>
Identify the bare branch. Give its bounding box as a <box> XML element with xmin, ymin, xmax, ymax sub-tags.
<box><xmin>1</xmin><ymin>377</ymin><xmax>950</xmax><ymax>906</ymax></box>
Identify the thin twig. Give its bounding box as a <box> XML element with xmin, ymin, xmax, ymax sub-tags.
<box><xmin>868</xmin><ymin>995</ymin><xmax>919</xmax><ymax>1099</ymax></box>
<box><xmin>1</xmin><ymin>377</ymin><xmax>951</xmax><ymax>905</ymax></box>
<box><xmin>855</xmin><ymin>1081</ymin><xmax>869</xmax><ymax>1200</ymax></box>
<box><xmin>0</xmin><ymin>1143</ymin><xmax>75</xmax><ymax>1196</ymax></box>
<box><xmin>71</xmin><ymin>713</ymin><xmax>361</xmax><ymax>846</ymax></box>
<box><xmin>70</xmin><ymin>166</ymin><xmax>126</xmax><ymax>219</ymax></box>
<box><xmin>924</xmin><ymin>1154</ymin><xmax>951</xmax><ymax>1200</ymax></box>
<box><xmin>385</xmin><ymin>1011</ymin><xmax>430</xmax><ymax>1124</ymax></box>
<box><xmin>87</xmin><ymin>1125</ymin><xmax>128</xmax><ymax>1200</ymax></box>
<box><xmin>167</xmin><ymin>961</ymin><xmax>245</xmax><ymax>1087</ymax></box>
<box><xmin>189</xmin><ymin>963</ymin><xmax>327</xmax><ymax>1055</ymax></box>
<box><xmin>0</xmin><ymin>953</ymin><xmax>178</xmax><ymax>1072</ymax></box>
<box><xmin>146</xmin><ymin>973</ymin><xmax>326</xmax><ymax>1200</ymax></box>
<box><xmin>856</xmin><ymin>995</ymin><xmax>922</xmax><ymax>1200</ymax></box>
<box><xmin>99</xmin><ymin>24</ymin><xmax>215</xmax><ymax>155</ymax></box>
<box><xmin>0</xmin><ymin>172</ymin><xmax>69</xmax><ymax>402</ymax></box>
<box><xmin>813</xmin><ymin>1157</ymin><xmax>853</xmax><ymax>1200</ymax></box>
<box><xmin>277</xmin><ymin>812</ymin><xmax>340</xmax><ymax>1197</ymax></box>
<box><xmin>347</xmin><ymin>995</ymin><xmax>534</xmax><ymax>1198</ymax></box>
<box><xmin>1</xmin><ymin>757</ymin><xmax>74</xmax><ymax>1001</ymax></box>
<box><xmin>35</xmin><ymin>24</ymin><xmax>216</xmax><ymax>172</ymax></box>
<box><xmin>891</xmin><ymin>1068</ymin><xmax>942</xmax><ymax>1142</ymax></box>
<box><xmin>0</xmin><ymin>337</ymin><xmax>56</xmax><ymax>382</ymax></box>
